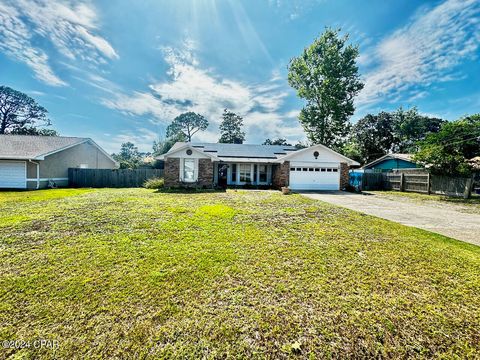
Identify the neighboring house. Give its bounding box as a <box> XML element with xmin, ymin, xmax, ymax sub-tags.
<box><xmin>157</xmin><ymin>142</ymin><xmax>359</xmax><ymax>190</ymax></box>
<box><xmin>362</xmin><ymin>154</ymin><xmax>420</xmax><ymax>172</ymax></box>
<box><xmin>0</xmin><ymin>135</ymin><xmax>118</xmax><ymax>189</ymax></box>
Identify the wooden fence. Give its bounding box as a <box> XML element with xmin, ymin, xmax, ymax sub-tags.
<box><xmin>68</xmin><ymin>168</ymin><xmax>163</xmax><ymax>188</ymax></box>
<box><xmin>355</xmin><ymin>171</ymin><xmax>474</xmax><ymax>198</ymax></box>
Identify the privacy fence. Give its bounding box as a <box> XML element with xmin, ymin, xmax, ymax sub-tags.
<box><xmin>68</xmin><ymin>168</ymin><xmax>163</xmax><ymax>188</ymax></box>
<box><xmin>353</xmin><ymin>171</ymin><xmax>474</xmax><ymax>198</ymax></box>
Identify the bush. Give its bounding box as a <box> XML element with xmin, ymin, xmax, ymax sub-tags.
<box><xmin>143</xmin><ymin>177</ymin><xmax>164</xmax><ymax>189</ymax></box>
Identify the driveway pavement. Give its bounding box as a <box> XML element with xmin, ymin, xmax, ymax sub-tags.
<box><xmin>300</xmin><ymin>191</ymin><xmax>480</xmax><ymax>246</ymax></box>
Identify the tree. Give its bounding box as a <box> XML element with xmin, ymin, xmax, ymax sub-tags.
<box><xmin>218</xmin><ymin>109</ymin><xmax>245</xmax><ymax>144</ymax></box>
<box><xmin>152</xmin><ymin>133</ymin><xmax>186</xmax><ymax>156</ymax></box>
<box><xmin>262</xmin><ymin>138</ymin><xmax>291</xmax><ymax>146</ymax></box>
<box><xmin>0</xmin><ymin>86</ymin><xmax>53</xmax><ymax>134</ymax></box>
<box><xmin>288</xmin><ymin>28</ymin><xmax>364</xmax><ymax>149</ymax></box>
<box><xmin>414</xmin><ymin>115</ymin><xmax>480</xmax><ymax>176</ymax></box>
<box><xmin>392</xmin><ymin>107</ymin><xmax>445</xmax><ymax>153</ymax></box>
<box><xmin>112</xmin><ymin>142</ymin><xmax>142</xmax><ymax>169</ymax></box>
<box><xmin>166</xmin><ymin>112</ymin><xmax>208</xmax><ymax>142</ymax></box>
<box><xmin>11</xmin><ymin>126</ymin><xmax>59</xmax><ymax>136</ymax></box>
<box><xmin>350</xmin><ymin>112</ymin><xmax>395</xmax><ymax>164</ymax></box>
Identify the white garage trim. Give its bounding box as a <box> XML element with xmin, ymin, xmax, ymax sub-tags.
<box><xmin>289</xmin><ymin>164</ymin><xmax>340</xmax><ymax>191</ymax></box>
<box><xmin>0</xmin><ymin>160</ymin><xmax>27</xmax><ymax>189</ymax></box>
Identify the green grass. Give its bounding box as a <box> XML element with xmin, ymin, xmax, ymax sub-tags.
<box><xmin>369</xmin><ymin>190</ymin><xmax>480</xmax><ymax>214</ymax></box>
<box><xmin>0</xmin><ymin>188</ymin><xmax>479</xmax><ymax>359</ymax></box>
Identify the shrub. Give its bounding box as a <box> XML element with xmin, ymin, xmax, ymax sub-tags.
<box><xmin>143</xmin><ymin>177</ymin><xmax>164</xmax><ymax>189</ymax></box>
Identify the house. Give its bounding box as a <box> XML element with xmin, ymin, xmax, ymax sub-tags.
<box><xmin>157</xmin><ymin>142</ymin><xmax>359</xmax><ymax>190</ymax></box>
<box><xmin>362</xmin><ymin>153</ymin><xmax>420</xmax><ymax>172</ymax></box>
<box><xmin>0</xmin><ymin>135</ymin><xmax>118</xmax><ymax>189</ymax></box>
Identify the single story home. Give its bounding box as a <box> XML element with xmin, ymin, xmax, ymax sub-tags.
<box><xmin>362</xmin><ymin>153</ymin><xmax>420</xmax><ymax>172</ymax></box>
<box><xmin>157</xmin><ymin>142</ymin><xmax>359</xmax><ymax>190</ymax></box>
<box><xmin>0</xmin><ymin>135</ymin><xmax>117</xmax><ymax>189</ymax></box>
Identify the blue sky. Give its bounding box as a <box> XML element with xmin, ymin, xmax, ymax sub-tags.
<box><xmin>1</xmin><ymin>0</ymin><xmax>479</xmax><ymax>153</ymax></box>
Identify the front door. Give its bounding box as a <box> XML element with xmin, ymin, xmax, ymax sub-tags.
<box><xmin>217</xmin><ymin>164</ymin><xmax>228</xmax><ymax>188</ymax></box>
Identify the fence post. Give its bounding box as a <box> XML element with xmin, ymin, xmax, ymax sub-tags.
<box><xmin>464</xmin><ymin>177</ymin><xmax>473</xmax><ymax>199</ymax></box>
<box><xmin>427</xmin><ymin>173</ymin><xmax>431</xmax><ymax>195</ymax></box>
<box><xmin>400</xmin><ymin>173</ymin><xmax>405</xmax><ymax>192</ymax></box>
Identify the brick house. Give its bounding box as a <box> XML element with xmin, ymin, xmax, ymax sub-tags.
<box><xmin>157</xmin><ymin>142</ymin><xmax>359</xmax><ymax>190</ymax></box>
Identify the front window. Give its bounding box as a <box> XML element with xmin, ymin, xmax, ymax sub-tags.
<box><xmin>239</xmin><ymin>164</ymin><xmax>252</xmax><ymax>182</ymax></box>
<box><xmin>259</xmin><ymin>165</ymin><xmax>267</xmax><ymax>182</ymax></box>
<box><xmin>183</xmin><ymin>159</ymin><xmax>195</xmax><ymax>182</ymax></box>
<box><xmin>231</xmin><ymin>164</ymin><xmax>237</xmax><ymax>183</ymax></box>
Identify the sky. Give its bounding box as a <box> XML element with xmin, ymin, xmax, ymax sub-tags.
<box><xmin>1</xmin><ymin>0</ymin><xmax>479</xmax><ymax>153</ymax></box>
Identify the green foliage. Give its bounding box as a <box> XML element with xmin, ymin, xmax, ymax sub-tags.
<box><xmin>218</xmin><ymin>109</ymin><xmax>245</xmax><ymax>144</ymax></box>
<box><xmin>143</xmin><ymin>177</ymin><xmax>164</xmax><ymax>189</ymax></box>
<box><xmin>263</xmin><ymin>138</ymin><xmax>292</xmax><ymax>146</ymax></box>
<box><xmin>350</xmin><ymin>112</ymin><xmax>395</xmax><ymax>164</ymax></box>
<box><xmin>392</xmin><ymin>107</ymin><xmax>445</xmax><ymax>153</ymax></box>
<box><xmin>166</xmin><ymin>112</ymin><xmax>208</xmax><ymax>142</ymax></box>
<box><xmin>1</xmin><ymin>189</ymin><xmax>479</xmax><ymax>358</ymax></box>
<box><xmin>112</xmin><ymin>142</ymin><xmax>143</xmax><ymax>169</ymax></box>
<box><xmin>414</xmin><ymin>114</ymin><xmax>480</xmax><ymax>176</ymax></box>
<box><xmin>11</xmin><ymin>126</ymin><xmax>59</xmax><ymax>136</ymax></box>
<box><xmin>343</xmin><ymin>107</ymin><xmax>446</xmax><ymax>165</ymax></box>
<box><xmin>288</xmin><ymin>28</ymin><xmax>364</xmax><ymax>149</ymax></box>
<box><xmin>152</xmin><ymin>133</ymin><xmax>186</xmax><ymax>156</ymax></box>
<box><xmin>0</xmin><ymin>85</ymin><xmax>53</xmax><ymax>135</ymax></box>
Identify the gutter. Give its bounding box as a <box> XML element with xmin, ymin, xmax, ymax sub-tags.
<box><xmin>28</xmin><ymin>159</ymin><xmax>40</xmax><ymax>190</ymax></box>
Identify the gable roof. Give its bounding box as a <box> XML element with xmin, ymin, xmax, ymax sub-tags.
<box><xmin>362</xmin><ymin>153</ymin><xmax>415</xmax><ymax>169</ymax></box>
<box><xmin>158</xmin><ymin>142</ymin><xmax>359</xmax><ymax>165</ymax></box>
<box><xmin>0</xmin><ymin>135</ymin><xmax>117</xmax><ymax>164</ymax></box>
<box><xmin>157</xmin><ymin>142</ymin><xmax>299</xmax><ymax>162</ymax></box>
<box><xmin>278</xmin><ymin>143</ymin><xmax>360</xmax><ymax>166</ymax></box>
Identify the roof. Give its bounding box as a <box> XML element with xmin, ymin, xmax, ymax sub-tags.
<box><xmin>0</xmin><ymin>135</ymin><xmax>117</xmax><ymax>164</ymax></box>
<box><xmin>158</xmin><ymin>142</ymin><xmax>299</xmax><ymax>161</ymax></box>
<box><xmin>158</xmin><ymin>142</ymin><xmax>360</xmax><ymax>166</ymax></box>
<box><xmin>362</xmin><ymin>153</ymin><xmax>416</xmax><ymax>169</ymax></box>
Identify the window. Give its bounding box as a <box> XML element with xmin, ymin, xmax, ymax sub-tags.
<box><xmin>302</xmin><ymin>168</ymin><xmax>308</xmax><ymax>171</ymax></box>
<box><xmin>239</xmin><ymin>164</ymin><xmax>252</xmax><ymax>182</ymax></box>
<box><xmin>254</xmin><ymin>165</ymin><xmax>258</xmax><ymax>183</ymax></box>
<box><xmin>183</xmin><ymin>159</ymin><xmax>195</xmax><ymax>182</ymax></box>
<box><xmin>290</xmin><ymin>168</ymin><xmax>296</xmax><ymax>171</ymax></box>
<box><xmin>321</xmin><ymin>168</ymin><xmax>326</xmax><ymax>172</ymax></box>
<box><xmin>327</xmin><ymin>168</ymin><xmax>332</xmax><ymax>172</ymax></box>
<box><xmin>314</xmin><ymin>168</ymin><xmax>320</xmax><ymax>172</ymax></box>
<box><xmin>296</xmin><ymin>168</ymin><xmax>301</xmax><ymax>171</ymax></box>
<box><xmin>259</xmin><ymin>165</ymin><xmax>267</xmax><ymax>182</ymax></box>
<box><xmin>333</xmin><ymin>168</ymin><xmax>338</xmax><ymax>172</ymax></box>
<box><xmin>231</xmin><ymin>164</ymin><xmax>237</xmax><ymax>183</ymax></box>
<box><xmin>309</xmin><ymin>168</ymin><xmax>314</xmax><ymax>171</ymax></box>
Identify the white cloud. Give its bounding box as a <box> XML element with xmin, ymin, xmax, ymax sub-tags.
<box><xmin>358</xmin><ymin>0</ymin><xmax>480</xmax><ymax>106</ymax></box>
<box><xmin>0</xmin><ymin>0</ymin><xmax>118</xmax><ymax>86</ymax></box>
<box><xmin>102</xmin><ymin>42</ymin><xmax>296</xmax><ymax>143</ymax></box>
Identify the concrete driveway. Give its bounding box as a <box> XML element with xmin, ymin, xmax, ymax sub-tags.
<box><xmin>300</xmin><ymin>191</ymin><xmax>480</xmax><ymax>246</ymax></box>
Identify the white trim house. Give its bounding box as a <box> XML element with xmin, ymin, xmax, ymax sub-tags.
<box><xmin>0</xmin><ymin>135</ymin><xmax>118</xmax><ymax>189</ymax></box>
<box><xmin>158</xmin><ymin>142</ymin><xmax>359</xmax><ymax>190</ymax></box>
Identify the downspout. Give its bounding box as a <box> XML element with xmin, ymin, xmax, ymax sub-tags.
<box><xmin>29</xmin><ymin>160</ymin><xmax>40</xmax><ymax>189</ymax></box>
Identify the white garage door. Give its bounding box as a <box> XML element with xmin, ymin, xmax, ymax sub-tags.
<box><xmin>289</xmin><ymin>165</ymin><xmax>340</xmax><ymax>190</ymax></box>
<box><xmin>0</xmin><ymin>161</ymin><xmax>26</xmax><ymax>189</ymax></box>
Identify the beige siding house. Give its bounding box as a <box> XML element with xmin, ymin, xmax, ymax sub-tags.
<box><xmin>0</xmin><ymin>135</ymin><xmax>117</xmax><ymax>189</ymax></box>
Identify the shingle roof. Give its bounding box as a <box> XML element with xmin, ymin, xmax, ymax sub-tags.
<box><xmin>184</xmin><ymin>142</ymin><xmax>299</xmax><ymax>159</ymax></box>
<box><xmin>362</xmin><ymin>153</ymin><xmax>416</xmax><ymax>169</ymax></box>
<box><xmin>0</xmin><ymin>135</ymin><xmax>89</xmax><ymax>159</ymax></box>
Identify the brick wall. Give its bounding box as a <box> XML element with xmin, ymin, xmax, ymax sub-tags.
<box><xmin>164</xmin><ymin>158</ymin><xmax>180</xmax><ymax>187</ymax></box>
<box><xmin>272</xmin><ymin>161</ymin><xmax>290</xmax><ymax>189</ymax></box>
<box><xmin>164</xmin><ymin>158</ymin><xmax>214</xmax><ymax>188</ymax></box>
<box><xmin>197</xmin><ymin>159</ymin><xmax>214</xmax><ymax>188</ymax></box>
<box><xmin>340</xmin><ymin>162</ymin><xmax>349</xmax><ymax>190</ymax></box>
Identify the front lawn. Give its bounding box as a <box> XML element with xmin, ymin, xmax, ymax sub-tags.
<box><xmin>1</xmin><ymin>189</ymin><xmax>479</xmax><ymax>358</ymax></box>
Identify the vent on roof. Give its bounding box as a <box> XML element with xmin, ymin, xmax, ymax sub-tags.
<box><xmin>203</xmin><ymin>150</ymin><xmax>218</xmax><ymax>153</ymax></box>
<box><xmin>284</xmin><ymin>148</ymin><xmax>296</xmax><ymax>151</ymax></box>
<box><xmin>273</xmin><ymin>152</ymin><xmax>287</xmax><ymax>155</ymax></box>
<box><xmin>192</xmin><ymin>145</ymin><xmax>204</xmax><ymax>148</ymax></box>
